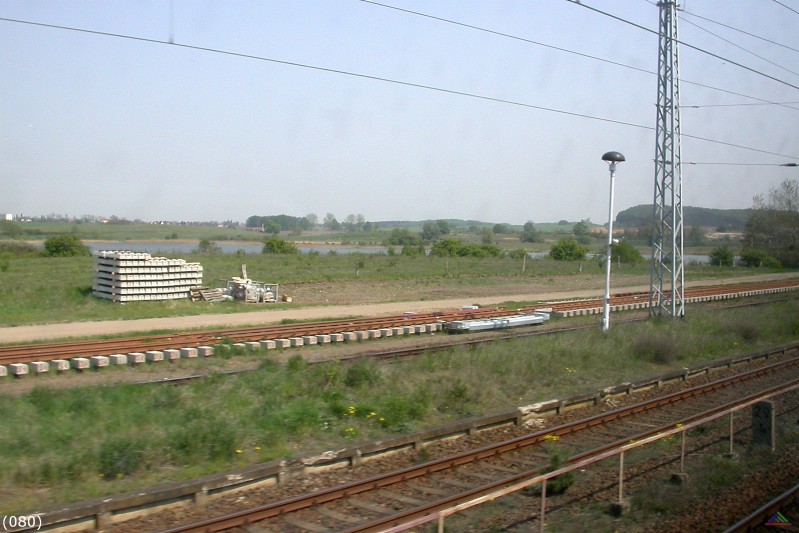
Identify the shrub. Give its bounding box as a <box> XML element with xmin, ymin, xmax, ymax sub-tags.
<box><xmin>42</xmin><ymin>235</ymin><xmax>90</xmax><ymax>257</ymax></box>
<box><xmin>507</xmin><ymin>249</ymin><xmax>529</xmax><ymax>260</ymax></box>
<box><xmin>611</xmin><ymin>241</ymin><xmax>644</xmax><ymax>264</ymax></box>
<box><xmin>262</xmin><ymin>236</ymin><xmax>299</xmax><ymax>254</ymax></box>
<box><xmin>195</xmin><ymin>238</ymin><xmax>221</xmax><ymax>254</ymax></box>
<box><xmin>739</xmin><ymin>248</ymin><xmax>781</xmax><ymax>268</ymax></box>
<box><xmin>708</xmin><ymin>245</ymin><xmax>734</xmax><ymax>267</ymax></box>
<box><xmin>430</xmin><ymin>238</ymin><xmax>502</xmax><ymax>258</ymax></box>
<box><xmin>549</xmin><ymin>238</ymin><xmax>588</xmax><ymax>261</ymax></box>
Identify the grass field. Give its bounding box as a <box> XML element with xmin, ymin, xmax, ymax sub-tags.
<box><xmin>1</xmin><ymin>300</ymin><xmax>797</xmax><ymax>514</ymax></box>
<box><xmin>0</xmin><ymin>248</ymin><xmax>785</xmax><ymax>328</ymax></box>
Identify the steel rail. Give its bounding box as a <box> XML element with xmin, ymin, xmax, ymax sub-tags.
<box><xmin>3</xmin><ymin>280</ymin><xmax>797</xmax><ymax>366</ymax></box>
<box><xmin>159</xmin><ymin>351</ymin><xmax>799</xmax><ymax>533</ymax></box>
<box><xmin>0</xmin><ymin>307</ymin><xmax>517</xmax><ymax>364</ymax></box>
<box><xmin>348</xmin><ymin>377</ymin><xmax>799</xmax><ymax>533</ymax></box>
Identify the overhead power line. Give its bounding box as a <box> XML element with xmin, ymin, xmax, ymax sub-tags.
<box><xmin>360</xmin><ymin>1</ymin><xmax>799</xmax><ymax>113</ymax></box>
<box><xmin>683</xmin><ymin>101</ymin><xmax>799</xmax><ymax>108</ymax></box>
<box><xmin>680</xmin><ymin>17</ymin><xmax>799</xmax><ymax>79</ymax></box>
<box><xmin>566</xmin><ymin>0</ymin><xmax>799</xmax><ymax>92</ymax></box>
<box><xmin>681</xmin><ymin>9</ymin><xmax>799</xmax><ymax>55</ymax></box>
<box><xmin>770</xmin><ymin>0</ymin><xmax>799</xmax><ymax>16</ymax></box>
<box><xmin>685</xmin><ymin>161</ymin><xmax>799</xmax><ymax>166</ymax></box>
<box><xmin>0</xmin><ymin>15</ymin><xmax>797</xmax><ymax>162</ymax></box>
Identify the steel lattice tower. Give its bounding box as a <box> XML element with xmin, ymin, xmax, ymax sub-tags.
<box><xmin>650</xmin><ymin>0</ymin><xmax>684</xmax><ymax>318</ymax></box>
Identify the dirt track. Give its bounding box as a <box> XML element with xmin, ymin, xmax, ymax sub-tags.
<box><xmin>2</xmin><ymin>272</ymin><xmax>798</xmax><ymax>344</ymax></box>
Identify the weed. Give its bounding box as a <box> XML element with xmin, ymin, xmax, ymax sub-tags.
<box><xmin>168</xmin><ymin>417</ymin><xmax>237</xmax><ymax>462</ymax></box>
<box><xmin>524</xmin><ymin>445</ymin><xmax>575</xmax><ymax>496</ymax></box>
<box><xmin>98</xmin><ymin>437</ymin><xmax>146</xmax><ymax>479</ymax></box>
<box><xmin>287</xmin><ymin>355</ymin><xmax>307</xmax><ymax>372</ymax></box>
<box><xmin>344</xmin><ymin>360</ymin><xmax>382</xmax><ymax>388</ymax></box>
<box><xmin>633</xmin><ymin>331</ymin><xmax>678</xmax><ymax>364</ymax></box>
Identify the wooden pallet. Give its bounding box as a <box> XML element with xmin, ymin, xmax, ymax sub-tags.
<box><xmin>190</xmin><ymin>287</ymin><xmax>227</xmax><ymax>303</ymax></box>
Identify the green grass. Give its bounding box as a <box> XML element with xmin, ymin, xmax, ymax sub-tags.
<box><xmin>1</xmin><ymin>251</ymin><xmax>790</xmax><ymax>327</ymax></box>
<box><xmin>1</xmin><ymin>300</ymin><xmax>798</xmax><ymax>513</ymax></box>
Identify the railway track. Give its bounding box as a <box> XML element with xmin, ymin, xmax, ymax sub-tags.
<box><xmin>157</xmin><ymin>351</ymin><xmax>799</xmax><ymax>533</ymax></box>
<box><xmin>2</xmin><ymin>280</ymin><xmax>797</xmax><ymax>369</ymax></box>
<box><xmin>540</xmin><ymin>279</ymin><xmax>799</xmax><ymax>315</ymax></box>
<box><xmin>0</xmin><ymin>307</ymin><xmax>515</xmax><ymax>366</ymax></box>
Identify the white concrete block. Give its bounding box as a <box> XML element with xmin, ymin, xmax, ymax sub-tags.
<box><xmin>0</xmin><ymin>365</ymin><xmax>7</xmax><ymax>378</ymax></box>
<box><xmin>233</xmin><ymin>343</ymin><xmax>247</xmax><ymax>350</ymax></box>
<box><xmin>302</xmin><ymin>336</ymin><xmax>317</xmax><ymax>345</ymax></box>
<box><xmin>392</xmin><ymin>327</ymin><xmax>404</xmax><ymax>336</ymax></box>
<box><xmin>197</xmin><ymin>346</ymin><xmax>214</xmax><ymax>356</ymax></box>
<box><xmin>146</xmin><ymin>351</ymin><xmax>164</xmax><ymax>362</ymax></box>
<box><xmin>9</xmin><ymin>363</ymin><xmax>29</xmax><ymax>376</ymax></box>
<box><xmin>403</xmin><ymin>326</ymin><xmax>415</xmax><ymax>335</ymax></box>
<box><xmin>343</xmin><ymin>332</ymin><xmax>358</xmax><ymax>342</ymax></box>
<box><xmin>274</xmin><ymin>339</ymin><xmax>291</xmax><ymax>348</ymax></box>
<box><xmin>289</xmin><ymin>337</ymin><xmax>304</xmax><ymax>347</ymax></box>
<box><xmin>414</xmin><ymin>325</ymin><xmax>426</xmax><ymax>334</ymax></box>
<box><xmin>367</xmin><ymin>330</ymin><xmax>381</xmax><ymax>339</ymax></box>
<box><xmin>109</xmin><ymin>354</ymin><xmax>128</xmax><ymax>365</ymax></box>
<box><xmin>380</xmin><ymin>328</ymin><xmax>393</xmax><ymax>337</ymax></box>
<box><xmin>71</xmin><ymin>358</ymin><xmax>90</xmax><ymax>370</ymax></box>
<box><xmin>90</xmin><ymin>356</ymin><xmax>109</xmax><ymax>368</ymax></box>
<box><xmin>163</xmin><ymin>349</ymin><xmax>181</xmax><ymax>361</ymax></box>
<box><xmin>244</xmin><ymin>342</ymin><xmax>261</xmax><ymax>351</ymax></box>
<box><xmin>128</xmin><ymin>352</ymin><xmax>146</xmax><ymax>364</ymax></box>
<box><xmin>51</xmin><ymin>360</ymin><xmax>70</xmax><ymax>372</ymax></box>
<box><xmin>315</xmin><ymin>335</ymin><xmax>331</xmax><ymax>344</ymax></box>
<box><xmin>330</xmin><ymin>333</ymin><xmax>344</xmax><ymax>342</ymax></box>
<box><xmin>180</xmin><ymin>347</ymin><xmax>198</xmax><ymax>358</ymax></box>
<box><xmin>260</xmin><ymin>340</ymin><xmax>277</xmax><ymax>350</ymax></box>
<box><xmin>30</xmin><ymin>361</ymin><xmax>49</xmax><ymax>373</ymax></box>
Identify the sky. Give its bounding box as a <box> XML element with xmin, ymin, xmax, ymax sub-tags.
<box><xmin>1</xmin><ymin>0</ymin><xmax>798</xmax><ymax>225</ymax></box>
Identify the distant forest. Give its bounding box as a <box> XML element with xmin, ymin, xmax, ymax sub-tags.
<box><xmin>615</xmin><ymin>205</ymin><xmax>751</xmax><ymax>230</ymax></box>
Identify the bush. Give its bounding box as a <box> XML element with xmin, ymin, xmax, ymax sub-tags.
<box><xmin>196</xmin><ymin>238</ymin><xmax>221</xmax><ymax>254</ymax></box>
<box><xmin>708</xmin><ymin>245</ymin><xmax>734</xmax><ymax>267</ymax></box>
<box><xmin>42</xmin><ymin>235</ymin><xmax>90</xmax><ymax>257</ymax></box>
<box><xmin>262</xmin><ymin>236</ymin><xmax>299</xmax><ymax>254</ymax></box>
<box><xmin>430</xmin><ymin>238</ymin><xmax>502</xmax><ymax>258</ymax></box>
<box><xmin>739</xmin><ymin>248</ymin><xmax>781</xmax><ymax>268</ymax></box>
<box><xmin>549</xmin><ymin>238</ymin><xmax>589</xmax><ymax>261</ymax></box>
<box><xmin>611</xmin><ymin>241</ymin><xmax>644</xmax><ymax>264</ymax></box>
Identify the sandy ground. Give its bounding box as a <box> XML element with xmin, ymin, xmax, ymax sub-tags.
<box><xmin>1</xmin><ymin>272</ymin><xmax>797</xmax><ymax>344</ymax></box>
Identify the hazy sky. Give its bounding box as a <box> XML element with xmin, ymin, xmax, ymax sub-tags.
<box><xmin>2</xmin><ymin>0</ymin><xmax>798</xmax><ymax>225</ymax></box>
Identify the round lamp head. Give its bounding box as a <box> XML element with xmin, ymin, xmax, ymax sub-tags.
<box><xmin>602</xmin><ymin>151</ymin><xmax>626</xmax><ymax>163</ymax></box>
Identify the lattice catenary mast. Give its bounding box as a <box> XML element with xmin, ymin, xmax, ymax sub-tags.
<box><xmin>650</xmin><ymin>0</ymin><xmax>684</xmax><ymax>318</ymax></box>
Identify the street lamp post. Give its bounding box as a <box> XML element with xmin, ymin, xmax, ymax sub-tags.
<box><xmin>601</xmin><ymin>151</ymin><xmax>626</xmax><ymax>332</ymax></box>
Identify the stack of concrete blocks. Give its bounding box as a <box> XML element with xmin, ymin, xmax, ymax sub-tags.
<box><xmin>92</xmin><ymin>251</ymin><xmax>203</xmax><ymax>302</ymax></box>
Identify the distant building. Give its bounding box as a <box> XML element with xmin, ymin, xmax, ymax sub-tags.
<box><xmin>2</xmin><ymin>213</ymin><xmax>13</xmax><ymax>221</ymax></box>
